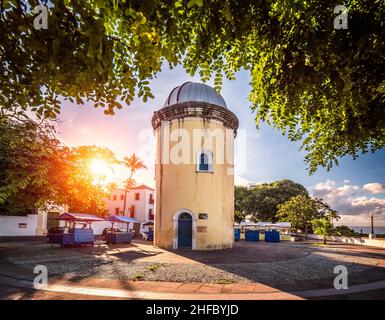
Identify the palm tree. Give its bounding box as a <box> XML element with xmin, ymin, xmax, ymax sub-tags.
<box><xmin>121</xmin><ymin>154</ymin><xmax>147</xmax><ymax>215</ymax></box>
<box><xmin>327</xmin><ymin>209</ymin><xmax>340</xmax><ymax>226</ymax></box>
<box><xmin>314</xmin><ymin>198</ymin><xmax>340</xmax><ymax>226</ymax></box>
<box><xmin>311</xmin><ymin>218</ymin><xmax>334</xmax><ymax>244</ymax></box>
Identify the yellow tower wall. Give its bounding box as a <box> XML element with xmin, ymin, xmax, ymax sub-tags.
<box><xmin>154</xmin><ymin>118</ymin><xmax>235</xmax><ymax>250</ymax></box>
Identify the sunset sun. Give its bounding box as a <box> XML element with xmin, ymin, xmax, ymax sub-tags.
<box><xmin>90</xmin><ymin>159</ymin><xmax>114</xmax><ymax>180</ymax></box>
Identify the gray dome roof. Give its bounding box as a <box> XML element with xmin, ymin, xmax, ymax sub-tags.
<box><xmin>164</xmin><ymin>82</ymin><xmax>227</xmax><ymax>108</ymax></box>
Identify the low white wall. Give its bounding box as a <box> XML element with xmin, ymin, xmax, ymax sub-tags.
<box><xmin>0</xmin><ymin>214</ymin><xmax>38</xmax><ymax>236</ymax></box>
<box><xmin>92</xmin><ymin>221</ymin><xmax>115</xmax><ymax>235</ymax></box>
<box><xmin>294</xmin><ymin>233</ymin><xmax>385</xmax><ymax>249</ymax></box>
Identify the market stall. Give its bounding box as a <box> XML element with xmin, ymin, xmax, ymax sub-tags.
<box><xmin>50</xmin><ymin>213</ymin><xmax>104</xmax><ymax>247</ymax></box>
<box><xmin>142</xmin><ymin>221</ymin><xmax>154</xmax><ymax>241</ymax></box>
<box><xmin>258</xmin><ymin>222</ymin><xmax>291</xmax><ymax>242</ymax></box>
<box><xmin>237</xmin><ymin>221</ymin><xmax>291</xmax><ymax>242</ymax></box>
<box><xmin>105</xmin><ymin>215</ymin><xmax>135</xmax><ymax>244</ymax></box>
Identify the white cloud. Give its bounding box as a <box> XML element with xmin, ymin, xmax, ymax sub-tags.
<box><xmin>234</xmin><ymin>175</ymin><xmax>255</xmax><ymax>186</ymax></box>
<box><xmin>362</xmin><ymin>183</ymin><xmax>385</xmax><ymax>194</ymax></box>
<box><xmin>350</xmin><ymin>197</ymin><xmax>385</xmax><ymax>214</ymax></box>
<box><xmin>311</xmin><ymin>180</ymin><xmax>385</xmax><ymax>225</ymax></box>
<box><xmin>312</xmin><ymin>179</ymin><xmax>359</xmax><ymax>200</ymax></box>
<box><xmin>313</xmin><ymin>179</ymin><xmax>336</xmax><ymax>192</ymax></box>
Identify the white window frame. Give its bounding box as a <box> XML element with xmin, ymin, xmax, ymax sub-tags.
<box><xmin>196</xmin><ymin>149</ymin><xmax>213</xmax><ymax>172</ymax></box>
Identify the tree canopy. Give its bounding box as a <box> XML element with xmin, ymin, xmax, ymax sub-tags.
<box><xmin>0</xmin><ymin>115</ymin><xmax>67</xmax><ymax>214</ymax></box>
<box><xmin>235</xmin><ymin>179</ymin><xmax>308</xmax><ymax>222</ymax></box>
<box><xmin>1</xmin><ymin>1</ymin><xmax>384</xmax><ymax>172</ymax></box>
<box><xmin>277</xmin><ymin>194</ymin><xmax>338</xmax><ymax>237</ymax></box>
<box><xmin>65</xmin><ymin>145</ymin><xmax>118</xmax><ymax>214</ymax></box>
<box><xmin>0</xmin><ymin>116</ymin><xmax>116</xmax><ymax>215</ymax></box>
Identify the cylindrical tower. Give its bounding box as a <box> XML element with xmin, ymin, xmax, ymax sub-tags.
<box><xmin>152</xmin><ymin>82</ymin><xmax>239</xmax><ymax>250</ymax></box>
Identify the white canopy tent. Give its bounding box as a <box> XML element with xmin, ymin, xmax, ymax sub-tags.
<box><xmin>235</xmin><ymin>221</ymin><xmax>291</xmax><ymax>233</ymax></box>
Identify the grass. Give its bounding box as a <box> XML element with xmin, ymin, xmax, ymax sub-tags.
<box><xmin>147</xmin><ymin>264</ymin><xmax>162</xmax><ymax>272</ymax></box>
<box><xmin>213</xmin><ymin>279</ymin><xmax>237</xmax><ymax>285</ymax></box>
<box><xmin>132</xmin><ymin>264</ymin><xmax>163</xmax><ymax>281</ymax></box>
<box><xmin>311</xmin><ymin>242</ymin><xmax>329</xmax><ymax>247</ymax></box>
<box><xmin>132</xmin><ymin>273</ymin><xmax>145</xmax><ymax>281</ymax></box>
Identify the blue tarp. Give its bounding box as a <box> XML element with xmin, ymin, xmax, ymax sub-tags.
<box><xmin>107</xmin><ymin>215</ymin><xmax>138</xmax><ymax>224</ymax></box>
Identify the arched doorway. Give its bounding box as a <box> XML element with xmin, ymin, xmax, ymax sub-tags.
<box><xmin>177</xmin><ymin>212</ymin><xmax>192</xmax><ymax>249</ymax></box>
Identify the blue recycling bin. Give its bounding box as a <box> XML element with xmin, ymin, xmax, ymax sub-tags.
<box><xmin>234</xmin><ymin>228</ymin><xmax>241</xmax><ymax>241</ymax></box>
<box><xmin>265</xmin><ymin>230</ymin><xmax>280</xmax><ymax>242</ymax></box>
<box><xmin>245</xmin><ymin>230</ymin><xmax>259</xmax><ymax>242</ymax></box>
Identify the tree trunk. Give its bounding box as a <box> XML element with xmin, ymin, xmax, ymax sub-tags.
<box><xmin>323</xmin><ymin>237</ymin><xmax>327</xmax><ymax>245</ymax></box>
<box><xmin>122</xmin><ymin>171</ymin><xmax>134</xmax><ymax>216</ymax></box>
<box><xmin>122</xmin><ymin>190</ymin><xmax>127</xmax><ymax>215</ymax></box>
<box><xmin>305</xmin><ymin>224</ymin><xmax>308</xmax><ymax>240</ymax></box>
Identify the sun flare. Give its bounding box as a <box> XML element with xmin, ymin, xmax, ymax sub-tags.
<box><xmin>90</xmin><ymin>159</ymin><xmax>113</xmax><ymax>179</ymax></box>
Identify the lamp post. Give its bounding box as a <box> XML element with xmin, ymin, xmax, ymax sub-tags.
<box><xmin>369</xmin><ymin>212</ymin><xmax>376</xmax><ymax>239</ymax></box>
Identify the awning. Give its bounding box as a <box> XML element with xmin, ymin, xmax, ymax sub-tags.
<box><xmin>275</xmin><ymin>222</ymin><xmax>291</xmax><ymax>228</ymax></box>
<box><xmin>57</xmin><ymin>213</ymin><xmax>105</xmax><ymax>222</ymax></box>
<box><xmin>107</xmin><ymin>215</ymin><xmax>138</xmax><ymax>224</ymax></box>
<box><xmin>239</xmin><ymin>221</ymin><xmax>291</xmax><ymax>228</ymax></box>
<box><xmin>257</xmin><ymin>222</ymin><xmax>291</xmax><ymax>228</ymax></box>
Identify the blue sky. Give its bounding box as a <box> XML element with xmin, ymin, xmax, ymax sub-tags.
<box><xmin>57</xmin><ymin>65</ymin><xmax>385</xmax><ymax>227</ymax></box>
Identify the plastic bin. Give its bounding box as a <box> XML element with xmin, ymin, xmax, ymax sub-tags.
<box><xmin>265</xmin><ymin>230</ymin><xmax>280</xmax><ymax>242</ymax></box>
<box><xmin>245</xmin><ymin>230</ymin><xmax>259</xmax><ymax>242</ymax></box>
<box><xmin>234</xmin><ymin>228</ymin><xmax>241</xmax><ymax>241</ymax></box>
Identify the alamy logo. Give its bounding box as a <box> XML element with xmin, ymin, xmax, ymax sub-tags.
<box><xmin>333</xmin><ymin>265</ymin><xmax>348</xmax><ymax>290</ymax></box>
<box><xmin>33</xmin><ymin>265</ymin><xmax>48</xmax><ymax>289</ymax></box>
<box><xmin>33</xmin><ymin>5</ymin><xmax>48</xmax><ymax>30</ymax></box>
<box><xmin>334</xmin><ymin>5</ymin><xmax>348</xmax><ymax>29</ymax></box>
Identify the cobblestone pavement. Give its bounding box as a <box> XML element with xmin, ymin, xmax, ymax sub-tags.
<box><xmin>1</xmin><ymin>239</ymin><xmax>385</xmax><ymax>299</ymax></box>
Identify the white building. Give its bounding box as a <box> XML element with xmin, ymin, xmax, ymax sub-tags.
<box><xmin>0</xmin><ymin>186</ymin><xmax>155</xmax><ymax>237</ymax></box>
<box><xmin>106</xmin><ymin>185</ymin><xmax>155</xmax><ymax>223</ymax></box>
<box><xmin>0</xmin><ymin>206</ymin><xmax>67</xmax><ymax>237</ymax></box>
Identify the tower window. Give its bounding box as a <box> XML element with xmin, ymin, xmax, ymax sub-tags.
<box><xmin>199</xmin><ymin>213</ymin><xmax>208</xmax><ymax>220</ymax></box>
<box><xmin>149</xmin><ymin>209</ymin><xmax>154</xmax><ymax>220</ymax></box>
<box><xmin>197</xmin><ymin>150</ymin><xmax>213</xmax><ymax>172</ymax></box>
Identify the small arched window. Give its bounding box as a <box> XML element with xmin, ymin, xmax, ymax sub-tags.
<box><xmin>197</xmin><ymin>150</ymin><xmax>213</xmax><ymax>172</ymax></box>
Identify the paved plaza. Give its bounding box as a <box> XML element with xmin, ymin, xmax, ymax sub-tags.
<box><xmin>1</xmin><ymin>239</ymin><xmax>385</xmax><ymax>299</ymax></box>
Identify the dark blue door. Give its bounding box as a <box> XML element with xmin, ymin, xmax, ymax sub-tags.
<box><xmin>178</xmin><ymin>212</ymin><xmax>192</xmax><ymax>248</ymax></box>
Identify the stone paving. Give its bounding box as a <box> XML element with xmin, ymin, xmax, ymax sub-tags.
<box><xmin>1</xmin><ymin>239</ymin><xmax>385</xmax><ymax>299</ymax></box>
